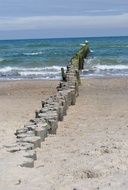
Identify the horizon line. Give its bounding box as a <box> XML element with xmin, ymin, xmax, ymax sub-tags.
<box><xmin>0</xmin><ymin>35</ymin><xmax>128</xmax><ymax>41</ymax></box>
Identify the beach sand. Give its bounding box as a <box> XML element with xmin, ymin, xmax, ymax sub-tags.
<box><xmin>0</xmin><ymin>78</ymin><xmax>128</xmax><ymax>190</ymax></box>
<box><xmin>0</xmin><ymin>80</ymin><xmax>58</xmax><ymax>147</ymax></box>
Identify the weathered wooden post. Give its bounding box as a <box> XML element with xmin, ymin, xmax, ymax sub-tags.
<box><xmin>61</xmin><ymin>67</ymin><xmax>67</xmax><ymax>81</ymax></box>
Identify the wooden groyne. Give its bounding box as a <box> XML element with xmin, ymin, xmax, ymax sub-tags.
<box><xmin>6</xmin><ymin>42</ymin><xmax>90</xmax><ymax>168</ymax></box>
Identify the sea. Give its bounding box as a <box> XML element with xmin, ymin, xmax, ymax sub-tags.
<box><xmin>0</xmin><ymin>36</ymin><xmax>128</xmax><ymax>80</ymax></box>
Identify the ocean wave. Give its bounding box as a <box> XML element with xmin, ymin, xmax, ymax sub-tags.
<box><xmin>0</xmin><ymin>58</ymin><xmax>5</xmax><ymax>62</ymax></box>
<box><xmin>19</xmin><ymin>71</ymin><xmax>60</xmax><ymax>77</ymax></box>
<box><xmin>83</xmin><ymin>62</ymin><xmax>128</xmax><ymax>73</ymax></box>
<box><xmin>0</xmin><ymin>65</ymin><xmax>66</xmax><ymax>79</ymax></box>
<box><xmin>23</xmin><ymin>52</ymin><xmax>44</xmax><ymax>56</ymax></box>
<box><xmin>0</xmin><ymin>65</ymin><xmax>64</xmax><ymax>72</ymax></box>
<box><xmin>94</xmin><ymin>64</ymin><xmax>128</xmax><ymax>70</ymax></box>
<box><xmin>93</xmin><ymin>44</ymin><xmax>128</xmax><ymax>49</ymax></box>
<box><xmin>82</xmin><ymin>63</ymin><xmax>128</xmax><ymax>78</ymax></box>
<box><xmin>84</xmin><ymin>57</ymin><xmax>128</xmax><ymax>66</ymax></box>
<box><xmin>83</xmin><ymin>56</ymin><xmax>128</xmax><ymax>77</ymax></box>
<box><xmin>80</xmin><ymin>43</ymin><xmax>85</xmax><ymax>46</ymax></box>
<box><xmin>109</xmin><ymin>45</ymin><xmax>128</xmax><ymax>48</ymax></box>
<box><xmin>90</xmin><ymin>49</ymin><xmax>94</xmax><ymax>53</ymax></box>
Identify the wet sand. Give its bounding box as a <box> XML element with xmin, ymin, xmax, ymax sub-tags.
<box><xmin>1</xmin><ymin>78</ymin><xmax>128</xmax><ymax>190</ymax></box>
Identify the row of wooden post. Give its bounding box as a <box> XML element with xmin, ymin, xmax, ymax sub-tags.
<box><xmin>61</xmin><ymin>43</ymin><xmax>90</xmax><ymax>84</ymax></box>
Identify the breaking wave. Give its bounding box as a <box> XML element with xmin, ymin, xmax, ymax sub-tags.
<box><xmin>0</xmin><ymin>66</ymin><xmax>65</xmax><ymax>80</ymax></box>
<box><xmin>82</xmin><ymin>56</ymin><xmax>128</xmax><ymax>78</ymax></box>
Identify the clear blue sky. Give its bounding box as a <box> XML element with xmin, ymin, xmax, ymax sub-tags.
<box><xmin>0</xmin><ymin>0</ymin><xmax>128</xmax><ymax>39</ymax></box>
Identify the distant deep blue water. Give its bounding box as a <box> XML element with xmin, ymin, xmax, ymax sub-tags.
<box><xmin>0</xmin><ymin>36</ymin><xmax>128</xmax><ymax>80</ymax></box>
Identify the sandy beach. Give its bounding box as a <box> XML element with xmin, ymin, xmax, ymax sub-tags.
<box><xmin>1</xmin><ymin>78</ymin><xmax>128</xmax><ymax>189</ymax></box>
<box><xmin>0</xmin><ymin>80</ymin><xmax>58</xmax><ymax>147</ymax></box>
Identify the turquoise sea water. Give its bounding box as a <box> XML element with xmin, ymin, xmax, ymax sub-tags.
<box><xmin>0</xmin><ymin>36</ymin><xmax>128</xmax><ymax>80</ymax></box>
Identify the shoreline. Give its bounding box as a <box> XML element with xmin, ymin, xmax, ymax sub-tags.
<box><xmin>0</xmin><ymin>78</ymin><xmax>60</xmax><ymax>82</ymax></box>
<box><xmin>81</xmin><ymin>75</ymin><xmax>128</xmax><ymax>79</ymax></box>
<box><xmin>1</xmin><ymin>74</ymin><xmax>128</xmax><ymax>82</ymax></box>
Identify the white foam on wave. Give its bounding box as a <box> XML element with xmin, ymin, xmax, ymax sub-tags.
<box><xmin>0</xmin><ymin>65</ymin><xmax>65</xmax><ymax>73</ymax></box>
<box><xmin>84</xmin><ymin>57</ymin><xmax>128</xmax><ymax>71</ymax></box>
<box><xmin>90</xmin><ymin>49</ymin><xmax>94</xmax><ymax>53</ymax></box>
<box><xmin>23</xmin><ymin>52</ymin><xmax>44</xmax><ymax>56</ymax></box>
<box><xmin>19</xmin><ymin>71</ymin><xmax>60</xmax><ymax>76</ymax></box>
<box><xmin>83</xmin><ymin>56</ymin><xmax>128</xmax><ymax>77</ymax></box>
<box><xmin>0</xmin><ymin>66</ymin><xmax>13</xmax><ymax>72</ymax></box>
<box><xmin>0</xmin><ymin>65</ymin><xmax>66</xmax><ymax>79</ymax></box>
<box><xmin>80</xmin><ymin>43</ymin><xmax>85</xmax><ymax>46</ymax></box>
<box><xmin>84</xmin><ymin>57</ymin><xmax>97</xmax><ymax>64</ymax></box>
<box><xmin>94</xmin><ymin>64</ymin><xmax>128</xmax><ymax>70</ymax></box>
<box><xmin>18</xmin><ymin>66</ymin><xmax>63</xmax><ymax>78</ymax></box>
<box><xmin>85</xmin><ymin>40</ymin><xmax>89</xmax><ymax>43</ymax></box>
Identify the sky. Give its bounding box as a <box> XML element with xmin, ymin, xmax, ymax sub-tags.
<box><xmin>0</xmin><ymin>0</ymin><xmax>128</xmax><ymax>39</ymax></box>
